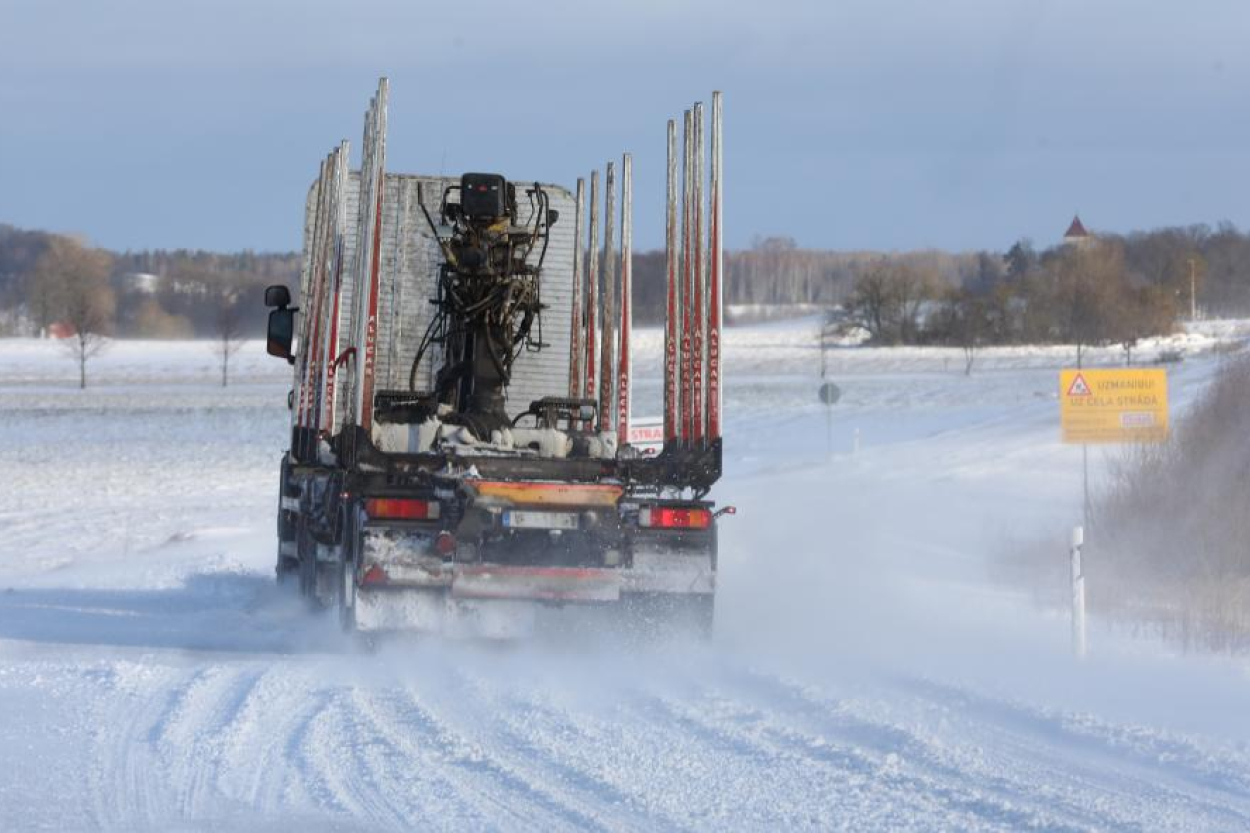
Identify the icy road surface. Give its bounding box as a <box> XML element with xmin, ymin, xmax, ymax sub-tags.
<box><xmin>2</xmin><ymin>326</ymin><xmax>1250</xmax><ymax>832</ymax></box>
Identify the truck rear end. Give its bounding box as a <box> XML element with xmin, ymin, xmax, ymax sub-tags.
<box><xmin>265</xmin><ymin>79</ymin><xmax>727</xmax><ymax>638</ymax></box>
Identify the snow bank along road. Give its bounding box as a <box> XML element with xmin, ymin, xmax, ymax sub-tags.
<box><xmin>2</xmin><ymin>326</ymin><xmax>1250</xmax><ymax>832</ymax></box>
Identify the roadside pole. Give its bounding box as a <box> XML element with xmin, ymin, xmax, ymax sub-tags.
<box><xmin>1070</xmin><ymin>525</ymin><xmax>1087</xmax><ymax>660</ymax></box>
<box><xmin>819</xmin><ymin>381</ymin><xmax>840</xmax><ymax>459</ymax></box>
<box><xmin>1059</xmin><ymin>367</ymin><xmax>1170</xmax><ymax>660</ymax></box>
<box><xmin>818</xmin><ymin>318</ymin><xmax>840</xmax><ymax>459</ymax></box>
<box><xmin>1082</xmin><ymin>445</ymin><xmax>1090</xmax><ymax>533</ymax></box>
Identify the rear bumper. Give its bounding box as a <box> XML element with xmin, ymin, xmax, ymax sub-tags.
<box><xmin>369</xmin><ymin>554</ymin><xmax>714</xmax><ymax>600</ymax></box>
<box><xmin>354</xmin><ymin>556</ymin><xmax>713</xmax><ymax>634</ymax></box>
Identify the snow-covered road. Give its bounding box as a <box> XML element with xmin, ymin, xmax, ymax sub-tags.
<box><xmin>2</xmin><ymin>327</ymin><xmax>1249</xmax><ymax>831</ymax></box>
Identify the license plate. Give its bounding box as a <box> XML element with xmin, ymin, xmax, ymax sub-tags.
<box><xmin>502</xmin><ymin>510</ymin><xmax>580</xmax><ymax>530</ymax></box>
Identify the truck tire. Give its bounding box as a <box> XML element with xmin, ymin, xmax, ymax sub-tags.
<box><xmin>299</xmin><ymin>543</ymin><xmax>316</xmax><ymax>601</ymax></box>
<box><xmin>296</xmin><ymin>514</ymin><xmax>320</xmax><ymax>606</ymax></box>
<box><xmin>336</xmin><ymin>506</ymin><xmax>358</xmax><ymax>632</ymax></box>
<box><xmin>275</xmin><ymin>455</ymin><xmax>299</xmax><ymax>584</ymax></box>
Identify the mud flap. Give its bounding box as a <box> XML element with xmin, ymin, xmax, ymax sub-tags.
<box><xmin>354</xmin><ymin>587</ymin><xmax>537</xmax><ymax>639</ymax></box>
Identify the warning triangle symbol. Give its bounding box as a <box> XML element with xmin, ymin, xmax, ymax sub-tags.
<box><xmin>1067</xmin><ymin>373</ymin><xmax>1092</xmax><ymax>396</ymax></box>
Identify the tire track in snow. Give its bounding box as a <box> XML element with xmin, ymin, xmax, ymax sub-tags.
<box><xmin>905</xmin><ymin>676</ymin><xmax>1250</xmax><ymax>797</ymax></box>
<box><xmin>356</xmin><ymin>680</ymin><xmax>611</xmax><ymax>832</ymax></box>
<box><xmin>344</xmin><ymin>684</ymin><xmax>533</xmax><ymax>831</ymax></box>
<box><xmin>157</xmin><ymin>663</ymin><xmax>268</xmax><ymax>821</ymax></box>
<box><xmin>894</xmin><ymin>676</ymin><xmax>1250</xmax><ymax>830</ymax></box>
<box><xmin>275</xmin><ymin>686</ymin><xmax>363</xmax><ymax>817</ymax></box>
<box><xmin>708</xmin><ymin>668</ymin><xmax>1102</xmax><ymax>828</ymax></box>
<box><xmin>613</xmin><ymin>658</ymin><xmax>1109</xmax><ymax>833</ymax></box>
<box><xmin>212</xmin><ymin>664</ymin><xmax>351</xmax><ymax>819</ymax></box>
<box><xmin>289</xmin><ymin>687</ymin><xmax>415</xmax><ymax>826</ymax></box>
<box><xmin>725</xmin><ymin>667</ymin><xmax>1250</xmax><ymax>831</ymax></box>
<box><xmin>91</xmin><ymin>664</ymin><xmax>202</xmax><ymax>830</ymax></box>
<box><xmin>90</xmin><ymin>662</ymin><xmax>268</xmax><ymax>830</ymax></box>
<box><xmin>450</xmin><ymin>674</ymin><xmax>681</xmax><ymax>831</ymax></box>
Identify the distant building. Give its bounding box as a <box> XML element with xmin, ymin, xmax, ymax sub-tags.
<box><xmin>122</xmin><ymin>272</ymin><xmax>160</xmax><ymax>294</ymax></box>
<box><xmin>1063</xmin><ymin>214</ymin><xmax>1092</xmax><ymax>247</ymax></box>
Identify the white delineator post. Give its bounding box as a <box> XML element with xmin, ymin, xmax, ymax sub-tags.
<box><xmin>1071</xmin><ymin>525</ymin><xmax>1087</xmax><ymax>659</ymax></box>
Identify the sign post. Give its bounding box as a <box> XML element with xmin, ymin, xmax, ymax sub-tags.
<box><xmin>1059</xmin><ymin>367</ymin><xmax>1169</xmax><ymax>657</ymax></box>
<box><xmin>1070</xmin><ymin>525</ymin><xmax>1086</xmax><ymax>659</ymax></box>
<box><xmin>817</xmin><ymin>316</ymin><xmax>841</xmax><ymax>459</ymax></box>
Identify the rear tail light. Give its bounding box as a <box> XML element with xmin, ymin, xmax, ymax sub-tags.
<box><xmin>638</xmin><ymin>506</ymin><xmax>712</xmax><ymax>530</ymax></box>
<box><xmin>361</xmin><ymin>564</ymin><xmax>389</xmax><ymax>586</ymax></box>
<box><xmin>365</xmin><ymin>498</ymin><xmax>440</xmax><ymax>520</ymax></box>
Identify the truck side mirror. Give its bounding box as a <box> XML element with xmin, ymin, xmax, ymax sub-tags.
<box><xmin>267</xmin><ymin>308</ymin><xmax>296</xmax><ymax>361</ymax></box>
<box><xmin>265</xmin><ymin>284</ymin><xmax>292</xmax><ymax>308</ymax></box>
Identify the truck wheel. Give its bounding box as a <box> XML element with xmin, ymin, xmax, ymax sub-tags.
<box><xmin>336</xmin><ymin>553</ymin><xmax>357</xmax><ymax>632</ymax></box>
<box><xmin>336</xmin><ymin>504</ymin><xmax>359</xmax><ymax>633</ymax></box>
<box><xmin>299</xmin><ymin>548</ymin><xmax>316</xmax><ymax>601</ymax></box>
<box><xmin>275</xmin><ymin>454</ymin><xmax>300</xmax><ymax>585</ymax></box>
<box><xmin>296</xmin><ymin>516</ymin><xmax>319</xmax><ymax>604</ymax></box>
<box><xmin>276</xmin><ymin>557</ymin><xmax>298</xmax><ymax>587</ymax></box>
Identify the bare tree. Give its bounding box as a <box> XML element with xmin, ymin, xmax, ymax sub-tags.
<box><xmin>1038</xmin><ymin>241</ymin><xmax>1129</xmax><ymax>367</ymax></box>
<box><xmin>892</xmin><ymin>263</ymin><xmax>938</xmax><ymax>344</ymax></box>
<box><xmin>24</xmin><ymin>237</ymin><xmax>73</xmax><ymax>336</ymax></box>
<box><xmin>213</xmin><ymin>284</ymin><xmax>246</xmax><ymax>387</ymax></box>
<box><xmin>846</xmin><ymin>261</ymin><xmax>938</xmax><ymax>345</ymax></box>
<box><xmin>30</xmin><ymin>238</ymin><xmax>115</xmax><ymax>387</ymax></box>
<box><xmin>846</xmin><ymin>264</ymin><xmax>892</xmax><ymax>341</ymax></box>
<box><xmin>949</xmin><ymin>291</ymin><xmax>992</xmax><ymax>375</ymax></box>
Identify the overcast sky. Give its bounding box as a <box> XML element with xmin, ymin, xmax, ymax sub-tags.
<box><xmin>2</xmin><ymin>0</ymin><xmax>1248</xmax><ymax>254</ymax></box>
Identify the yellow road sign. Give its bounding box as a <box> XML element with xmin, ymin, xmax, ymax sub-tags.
<box><xmin>1060</xmin><ymin>368</ymin><xmax>1169</xmax><ymax>444</ymax></box>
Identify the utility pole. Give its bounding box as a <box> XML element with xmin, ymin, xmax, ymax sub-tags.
<box><xmin>1188</xmin><ymin>257</ymin><xmax>1197</xmax><ymax>321</ymax></box>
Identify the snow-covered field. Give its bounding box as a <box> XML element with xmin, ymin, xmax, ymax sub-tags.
<box><xmin>2</xmin><ymin>322</ymin><xmax>1250</xmax><ymax>831</ymax></box>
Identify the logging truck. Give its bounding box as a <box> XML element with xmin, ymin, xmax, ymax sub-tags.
<box><xmin>264</xmin><ymin>79</ymin><xmax>727</xmax><ymax>637</ymax></box>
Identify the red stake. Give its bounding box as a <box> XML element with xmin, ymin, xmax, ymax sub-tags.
<box><xmin>664</xmin><ymin>120</ymin><xmax>680</xmax><ymax>445</ymax></box>
<box><xmin>707</xmin><ymin>92</ymin><xmax>724</xmax><ymax>441</ymax></box>
<box><xmin>583</xmin><ymin>170</ymin><xmax>600</xmax><ymax>428</ymax></box>
<box><xmin>617</xmin><ymin>153</ymin><xmax>633</xmax><ymax>446</ymax></box>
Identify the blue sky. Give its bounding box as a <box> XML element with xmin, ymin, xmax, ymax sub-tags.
<box><xmin>2</xmin><ymin>0</ymin><xmax>1247</xmax><ymax>254</ymax></box>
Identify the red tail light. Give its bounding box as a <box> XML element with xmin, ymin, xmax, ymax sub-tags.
<box><xmin>361</xmin><ymin>564</ymin><xmax>389</xmax><ymax>586</ymax></box>
<box><xmin>639</xmin><ymin>506</ymin><xmax>712</xmax><ymax>530</ymax></box>
<box><xmin>365</xmin><ymin>498</ymin><xmax>439</xmax><ymax>520</ymax></box>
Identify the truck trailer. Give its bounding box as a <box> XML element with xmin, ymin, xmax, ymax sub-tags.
<box><xmin>264</xmin><ymin>79</ymin><xmax>727</xmax><ymax>637</ymax></box>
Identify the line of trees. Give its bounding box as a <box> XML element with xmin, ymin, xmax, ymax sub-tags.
<box><xmin>839</xmin><ymin>230</ymin><xmax>1225</xmax><ymax>371</ymax></box>
<box><xmin>5</xmin><ymin>219</ymin><xmax>1250</xmax><ymax>384</ymax></box>
<box><xmin>630</xmin><ymin>223</ymin><xmax>1250</xmax><ymax>329</ymax></box>
<box><xmin>0</xmin><ymin>225</ymin><xmax>299</xmax><ymax>386</ymax></box>
<box><xmin>629</xmin><ymin>236</ymin><xmax>983</xmax><ymax>323</ymax></box>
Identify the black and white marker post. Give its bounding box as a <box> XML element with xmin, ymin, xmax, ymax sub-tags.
<box><xmin>1070</xmin><ymin>525</ymin><xmax>1087</xmax><ymax>659</ymax></box>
